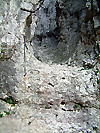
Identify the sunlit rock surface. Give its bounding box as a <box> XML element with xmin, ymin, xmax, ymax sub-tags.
<box><xmin>0</xmin><ymin>0</ymin><xmax>100</xmax><ymax>132</ymax></box>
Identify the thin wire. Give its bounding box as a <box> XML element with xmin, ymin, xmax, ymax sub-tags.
<box><xmin>24</xmin><ymin>36</ymin><xmax>26</xmax><ymax>76</ymax></box>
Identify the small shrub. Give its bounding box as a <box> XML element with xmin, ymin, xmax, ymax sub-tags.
<box><xmin>4</xmin><ymin>111</ymin><xmax>10</xmax><ymax>115</ymax></box>
<box><xmin>11</xmin><ymin>104</ymin><xmax>15</xmax><ymax>107</ymax></box>
<box><xmin>95</xmin><ymin>70</ymin><xmax>99</xmax><ymax>76</ymax></box>
<box><xmin>87</xmin><ymin>66</ymin><xmax>94</xmax><ymax>69</ymax></box>
<box><xmin>28</xmin><ymin>121</ymin><xmax>31</xmax><ymax>125</ymax></box>
<box><xmin>25</xmin><ymin>43</ymin><xmax>28</xmax><ymax>50</ymax></box>
<box><xmin>4</xmin><ymin>98</ymin><xmax>17</xmax><ymax>105</ymax></box>
<box><xmin>45</xmin><ymin>105</ymin><xmax>51</xmax><ymax>109</ymax></box>
<box><xmin>95</xmin><ymin>54</ymin><xmax>99</xmax><ymax>58</ymax></box>
<box><xmin>73</xmin><ymin>104</ymin><xmax>79</xmax><ymax>109</ymax></box>
<box><xmin>90</xmin><ymin>77</ymin><xmax>93</xmax><ymax>81</ymax></box>
<box><xmin>97</xmin><ymin>79</ymin><xmax>100</xmax><ymax>84</ymax></box>
<box><xmin>0</xmin><ymin>114</ymin><xmax>3</xmax><ymax>118</ymax></box>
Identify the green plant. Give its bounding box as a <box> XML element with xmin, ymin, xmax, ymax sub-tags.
<box><xmin>87</xmin><ymin>66</ymin><xmax>94</xmax><ymax>69</ymax></box>
<box><xmin>28</xmin><ymin>121</ymin><xmax>31</xmax><ymax>125</ymax></box>
<box><xmin>11</xmin><ymin>104</ymin><xmax>15</xmax><ymax>107</ymax></box>
<box><xmin>5</xmin><ymin>98</ymin><xmax>13</xmax><ymax>104</ymax></box>
<box><xmin>97</xmin><ymin>79</ymin><xmax>100</xmax><ymax>84</ymax></box>
<box><xmin>95</xmin><ymin>70</ymin><xmax>99</xmax><ymax>76</ymax></box>
<box><xmin>4</xmin><ymin>98</ymin><xmax>16</xmax><ymax>105</ymax></box>
<box><xmin>95</xmin><ymin>54</ymin><xmax>99</xmax><ymax>58</ymax></box>
<box><xmin>25</xmin><ymin>43</ymin><xmax>28</xmax><ymax>50</ymax></box>
<box><xmin>45</xmin><ymin>105</ymin><xmax>51</xmax><ymax>109</ymax></box>
<box><xmin>4</xmin><ymin>111</ymin><xmax>10</xmax><ymax>115</ymax></box>
<box><xmin>82</xmin><ymin>19</ymin><xmax>84</xmax><ymax>23</ymax></box>
<box><xmin>73</xmin><ymin>104</ymin><xmax>79</xmax><ymax>109</ymax></box>
<box><xmin>0</xmin><ymin>114</ymin><xmax>3</xmax><ymax>118</ymax></box>
<box><xmin>90</xmin><ymin>77</ymin><xmax>93</xmax><ymax>81</ymax></box>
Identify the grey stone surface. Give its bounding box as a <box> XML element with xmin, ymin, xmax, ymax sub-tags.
<box><xmin>0</xmin><ymin>0</ymin><xmax>100</xmax><ymax>132</ymax></box>
<box><xmin>32</xmin><ymin>0</ymin><xmax>86</xmax><ymax>63</ymax></box>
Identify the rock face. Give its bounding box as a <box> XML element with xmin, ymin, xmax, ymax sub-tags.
<box><xmin>0</xmin><ymin>0</ymin><xmax>100</xmax><ymax>132</ymax></box>
<box><xmin>32</xmin><ymin>0</ymin><xmax>86</xmax><ymax>63</ymax></box>
<box><xmin>81</xmin><ymin>0</ymin><xmax>100</xmax><ymax>55</ymax></box>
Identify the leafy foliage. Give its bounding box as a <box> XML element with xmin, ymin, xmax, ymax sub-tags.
<box><xmin>45</xmin><ymin>105</ymin><xmax>51</xmax><ymax>109</ymax></box>
<box><xmin>4</xmin><ymin>111</ymin><xmax>10</xmax><ymax>115</ymax></box>
<box><xmin>95</xmin><ymin>70</ymin><xmax>99</xmax><ymax>76</ymax></box>
<box><xmin>25</xmin><ymin>43</ymin><xmax>28</xmax><ymax>50</ymax></box>
<box><xmin>0</xmin><ymin>114</ymin><xmax>3</xmax><ymax>118</ymax></box>
<box><xmin>73</xmin><ymin>104</ymin><xmax>79</xmax><ymax>109</ymax></box>
<box><xmin>28</xmin><ymin>121</ymin><xmax>32</xmax><ymax>125</ymax></box>
<box><xmin>5</xmin><ymin>98</ymin><xmax>16</xmax><ymax>105</ymax></box>
<box><xmin>97</xmin><ymin>79</ymin><xmax>100</xmax><ymax>84</ymax></box>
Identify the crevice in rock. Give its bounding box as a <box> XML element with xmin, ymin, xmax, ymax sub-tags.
<box><xmin>55</xmin><ymin>1</ymin><xmax>62</xmax><ymax>36</ymax></box>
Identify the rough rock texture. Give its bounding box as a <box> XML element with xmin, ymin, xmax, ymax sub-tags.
<box><xmin>32</xmin><ymin>0</ymin><xmax>86</xmax><ymax>63</ymax></box>
<box><xmin>0</xmin><ymin>0</ymin><xmax>100</xmax><ymax>132</ymax></box>
<box><xmin>81</xmin><ymin>0</ymin><xmax>100</xmax><ymax>55</ymax></box>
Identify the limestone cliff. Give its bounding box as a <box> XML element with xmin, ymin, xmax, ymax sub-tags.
<box><xmin>0</xmin><ymin>0</ymin><xmax>100</xmax><ymax>132</ymax></box>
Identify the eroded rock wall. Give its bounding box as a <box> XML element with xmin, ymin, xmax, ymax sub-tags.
<box><xmin>32</xmin><ymin>0</ymin><xmax>87</xmax><ymax>63</ymax></box>
<box><xmin>81</xmin><ymin>0</ymin><xmax>100</xmax><ymax>54</ymax></box>
<box><xmin>0</xmin><ymin>0</ymin><xmax>100</xmax><ymax>132</ymax></box>
<box><xmin>32</xmin><ymin>0</ymin><xmax>100</xmax><ymax>64</ymax></box>
<box><xmin>0</xmin><ymin>0</ymin><xmax>38</xmax><ymax>99</ymax></box>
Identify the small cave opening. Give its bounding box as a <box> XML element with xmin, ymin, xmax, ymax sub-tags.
<box><xmin>30</xmin><ymin>0</ymin><xmax>86</xmax><ymax>64</ymax></box>
<box><xmin>31</xmin><ymin>1</ymin><xmax>62</xmax><ymax>64</ymax></box>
